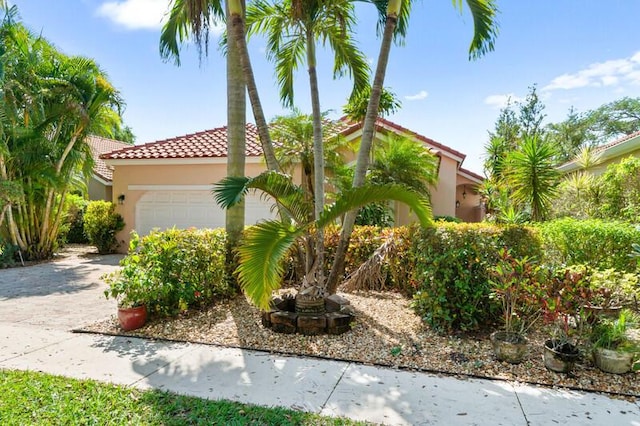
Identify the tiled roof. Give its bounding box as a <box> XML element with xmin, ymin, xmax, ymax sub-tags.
<box><xmin>87</xmin><ymin>135</ymin><xmax>131</xmax><ymax>182</ymax></box>
<box><xmin>593</xmin><ymin>129</ymin><xmax>640</xmax><ymax>154</ymax></box>
<box><xmin>101</xmin><ymin>124</ymin><xmax>263</xmax><ymax>160</ymax></box>
<box><xmin>101</xmin><ymin>119</ymin><xmax>467</xmax><ymax>166</ymax></box>
<box><xmin>337</xmin><ymin>116</ymin><xmax>467</xmax><ymax>161</ymax></box>
<box><xmin>458</xmin><ymin>167</ymin><xmax>484</xmax><ymax>182</ymax></box>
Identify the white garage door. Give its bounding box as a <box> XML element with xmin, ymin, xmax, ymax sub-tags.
<box><xmin>135</xmin><ymin>190</ymin><xmax>276</xmax><ymax>236</ymax></box>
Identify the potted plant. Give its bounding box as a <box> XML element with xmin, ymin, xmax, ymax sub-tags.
<box><xmin>591</xmin><ymin>309</ymin><xmax>640</xmax><ymax>374</ymax></box>
<box><xmin>489</xmin><ymin>249</ymin><xmax>543</xmax><ymax>364</ymax></box>
<box><xmin>103</xmin><ymin>267</ymin><xmax>151</xmax><ymax>331</ymax></box>
<box><xmin>541</xmin><ymin>267</ymin><xmax>591</xmax><ymax>373</ymax></box>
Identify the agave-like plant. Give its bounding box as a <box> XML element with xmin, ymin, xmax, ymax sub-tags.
<box><xmin>213</xmin><ymin>170</ymin><xmax>432</xmax><ymax>310</ymax></box>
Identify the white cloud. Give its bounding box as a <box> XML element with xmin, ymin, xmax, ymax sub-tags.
<box><xmin>97</xmin><ymin>0</ymin><xmax>168</xmax><ymax>30</ymax></box>
<box><xmin>404</xmin><ymin>90</ymin><xmax>428</xmax><ymax>101</ymax></box>
<box><xmin>484</xmin><ymin>93</ymin><xmax>522</xmax><ymax>109</ymax></box>
<box><xmin>543</xmin><ymin>51</ymin><xmax>640</xmax><ymax>91</ymax></box>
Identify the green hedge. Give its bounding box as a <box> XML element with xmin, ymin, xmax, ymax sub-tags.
<box><xmin>407</xmin><ymin>223</ymin><xmax>542</xmax><ymax>332</ymax></box>
<box><xmin>537</xmin><ymin>218</ymin><xmax>640</xmax><ymax>272</ymax></box>
<box><xmin>105</xmin><ymin>228</ymin><xmax>234</xmax><ymax>317</ymax></box>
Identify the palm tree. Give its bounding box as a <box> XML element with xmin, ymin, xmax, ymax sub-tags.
<box><xmin>326</xmin><ymin>0</ymin><xmax>499</xmax><ymax>292</ymax></box>
<box><xmin>0</xmin><ymin>12</ymin><xmax>123</xmax><ymax>259</ymax></box>
<box><xmin>247</xmin><ymin>0</ymin><xmax>370</xmax><ymax>290</ymax></box>
<box><xmin>213</xmin><ymin>171</ymin><xmax>432</xmax><ymax>310</ymax></box>
<box><xmin>506</xmin><ymin>136</ymin><xmax>559</xmax><ymax>222</ymax></box>
<box><xmin>160</xmin><ymin>0</ymin><xmax>281</xmax><ymax>173</ymax></box>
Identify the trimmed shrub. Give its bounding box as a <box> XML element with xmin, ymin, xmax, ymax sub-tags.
<box><xmin>0</xmin><ymin>238</ymin><xmax>18</xmax><ymax>268</ymax></box>
<box><xmin>84</xmin><ymin>201</ymin><xmax>125</xmax><ymax>254</ymax></box>
<box><xmin>408</xmin><ymin>223</ymin><xmax>542</xmax><ymax>332</ymax></box>
<box><xmin>537</xmin><ymin>218</ymin><xmax>640</xmax><ymax>272</ymax></box>
<box><xmin>63</xmin><ymin>194</ymin><xmax>89</xmax><ymax>244</ymax></box>
<box><xmin>104</xmin><ymin>228</ymin><xmax>233</xmax><ymax>317</ymax></box>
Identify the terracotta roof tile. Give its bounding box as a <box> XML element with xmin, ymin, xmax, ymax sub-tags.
<box><xmin>87</xmin><ymin>135</ymin><xmax>131</xmax><ymax>182</ymax></box>
<box><xmin>593</xmin><ymin>129</ymin><xmax>640</xmax><ymax>154</ymax></box>
<box><xmin>101</xmin><ymin>124</ymin><xmax>263</xmax><ymax>160</ymax></box>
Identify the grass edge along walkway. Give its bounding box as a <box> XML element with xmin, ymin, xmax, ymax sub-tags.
<box><xmin>0</xmin><ymin>369</ymin><xmax>371</xmax><ymax>425</ymax></box>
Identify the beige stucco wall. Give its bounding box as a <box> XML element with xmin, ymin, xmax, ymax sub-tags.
<box><xmin>88</xmin><ymin>178</ymin><xmax>111</xmax><ymax>201</ymax></box>
<box><xmin>111</xmin><ymin>161</ymin><xmax>268</xmax><ymax>252</ymax></box>
<box><xmin>455</xmin><ymin>179</ymin><xmax>483</xmax><ymax>223</ymax></box>
<box><xmin>429</xmin><ymin>156</ymin><xmax>458</xmax><ymax>218</ymax></box>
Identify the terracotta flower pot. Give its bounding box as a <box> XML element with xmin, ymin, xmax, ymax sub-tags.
<box><xmin>490</xmin><ymin>331</ymin><xmax>528</xmax><ymax>364</ymax></box>
<box><xmin>543</xmin><ymin>340</ymin><xmax>580</xmax><ymax>373</ymax></box>
<box><xmin>117</xmin><ymin>305</ymin><xmax>147</xmax><ymax>331</ymax></box>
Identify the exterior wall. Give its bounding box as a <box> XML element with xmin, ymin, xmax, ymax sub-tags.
<box><xmin>112</xmin><ymin>161</ymin><xmax>268</xmax><ymax>252</ymax></box>
<box><xmin>430</xmin><ymin>155</ymin><xmax>458</xmax><ymax>218</ymax></box>
<box><xmin>88</xmin><ymin>178</ymin><xmax>111</xmax><ymax>201</ymax></box>
<box><xmin>455</xmin><ymin>180</ymin><xmax>483</xmax><ymax>223</ymax></box>
<box><xmin>586</xmin><ymin>151</ymin><xmax>640</xmax><ymax>176</ymax></box>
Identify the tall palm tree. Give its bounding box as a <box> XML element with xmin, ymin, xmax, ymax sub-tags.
<box><xmin>327</xmin><ymin>0</ymin><xmax>499</xmax><ymax>292</ymax></box>
<box><xmin>160</xmin><ymin>0</ymin><xmax>281</xmax><ymax>173</ymax></box>
<box><xmin>247</xmin><ymin>0</ymin><xmax>370</xmax><ymax>290</ymax></box>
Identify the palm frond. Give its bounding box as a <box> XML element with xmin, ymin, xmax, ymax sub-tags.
<box><xmin>457</xmin><ymin>0</ymin><xmax>499</xmax><ymax>60</ymax></box>
<box><xmin>236</xmin><ymin>220</ymin><xmax>303</xmax><ymax>310</ymax></box>
<box><xmin>319</xmin><ymin>183</ymin><xmax>432</xmax><ymax>228</ymax></box>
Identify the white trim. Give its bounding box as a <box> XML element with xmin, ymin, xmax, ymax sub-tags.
<box><xmin>104</xmin><ymin>156</ymin><xmax>264</xmax><ymax>166</ymax></box>
<box><xmin>91</xmin><ymin>174</ymin><xmax>112</xmax><ymax>186</ymax></box>
<box><xmin>128</xmin><ymin>184</ymin><xmax>213</xmax><ymax>191</ymax></box>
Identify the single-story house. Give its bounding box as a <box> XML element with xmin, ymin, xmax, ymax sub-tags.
<box><xmin>102</xmin><ymin>117</ymin><xmax>483</xmax><ymax>250</ymax></box>
<box><xmin>87</xmin><ymin>135</ymin><xmax>131</xmax><ymax>201</ymax></box>
<box><xmin>558</xmin><ymin>130</ymin><xmax>640</xmax><ymax>176</ymax></box>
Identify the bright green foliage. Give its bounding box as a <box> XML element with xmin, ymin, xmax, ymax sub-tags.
<box><xmin>0</xmin><ymin>237</ymin><xmax>17</xmax><ymax>268</ymax></box>
<box><xmin>409</xmin><ymin>223</ymin><xmax>542</xmax><ymax>332</ymax></box>
<box><xmin>0</xmin><ymin>370</ymin><xmax>366</xmax><ymax>426</ymax></box>
<box><xmin>591</xmin><ymin>309</ymin><xmax>640</xmax><ymax>352</ymax></box>
<box><xmin>596</xmin><ymin>156</ymin><xmax>640</xmax><ymax>222</ymax></box>
<box><xmin>83</xmin><ymin>201</ymin><xmax>124</xmax><ymax>254</ymax></box>
<box><xmin>104</xmin><ymin>229</ymin><xmax>233</xmax><ymax>316</ymax></box>
<box><xmin>61</xmin><ymin>194</ymin><xmax>89</xmax><ymax>244</ymax></box>
<box><xmin>537</xmin><ymin>218</ymin><xmax>640</xmax><ymax>272</ymax></box>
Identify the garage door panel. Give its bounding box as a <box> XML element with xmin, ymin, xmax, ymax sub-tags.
<box><xmin>135</xmin><ymin>190</ymin><xmax>274</xmax><ymax>236</ymax></box>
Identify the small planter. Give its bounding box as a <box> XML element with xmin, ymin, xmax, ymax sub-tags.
<box><xmin>543</xmin><ymin>340</ymin><xmax>580</xmax><ymax>373</ymax></box>
<box><xmin>490</xmin><ymin>331</ymin><xmax>528</xmax><ymax>364</ymax></box>
<box><xmin>117</xmin><ymin>305</ymin><xmax>147</xmax><ymax>331</ymax></box>
<box><xmin>592</xmin><ymin>347</ymin><xmax>635</xmax><ymax>374</ymax></box>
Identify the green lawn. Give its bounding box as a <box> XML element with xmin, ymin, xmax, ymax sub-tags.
<box><xmin>0</xmin><ymin>369</ymin><xmax>369</xmax><ymax>425</ymax></box>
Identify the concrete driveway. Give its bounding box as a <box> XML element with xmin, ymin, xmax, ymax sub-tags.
<box><xmin>0</xmin><ymin>246</ymin><xmax>123</xmax><ymax>330</ymax></box>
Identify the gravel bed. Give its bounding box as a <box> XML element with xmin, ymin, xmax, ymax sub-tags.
<box><xmin>82</xmin><ymin>290</ymin><xmax>640</xmax><ymax>398</ymax></box>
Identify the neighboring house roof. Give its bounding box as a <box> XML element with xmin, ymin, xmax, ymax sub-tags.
<box><xmin>558</xmin><ymin>130</ymin><xmax>640</xmax><ymax>174</ymax></box>
<box><xmin>101</xmin><ymin>124</ymin><xmax>263</xmax><ymax>160</ymax></box>
<box><xmin>87</xmin><ymin>135</ymin><xmax>131</xmax><ymax>184</ymax></box>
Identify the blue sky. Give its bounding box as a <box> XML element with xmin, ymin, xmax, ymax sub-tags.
<box><xmin>10</xmin><ymin>0</ymin><xmax>640</xmax><ymax>174</ymax></box>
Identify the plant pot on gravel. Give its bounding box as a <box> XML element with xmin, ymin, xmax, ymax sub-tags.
<box><xmin>543</xmin><ymin>340</ymin><xmax>580</xmax><ymax>373</ymax></box>
<box><xmin>490</xmin><ymin>331</ymin><xmax>529</xmax><ymax>364</ymax></box>
<box><xmin>592</xmin><ymin>347</ymin><xmax>636</xmax><ymax>374</ymax></box>
<box><xmin>117</xmin><ymin>305</ymin><xmax>147</xmax><ymax>331</ymax></box>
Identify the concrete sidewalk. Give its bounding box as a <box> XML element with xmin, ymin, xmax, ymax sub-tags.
<box><xmin>1</xmin><ymin>323</ymin><xmax>639</xmax><ymax>425</ymax></box>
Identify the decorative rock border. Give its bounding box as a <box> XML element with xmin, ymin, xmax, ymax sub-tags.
<box><xmin>261</xmin><ymin>294</ymin><xmax>356</xmax><ymax>335</ymax></box>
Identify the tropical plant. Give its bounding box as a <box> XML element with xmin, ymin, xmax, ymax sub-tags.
<box><xmin>591</xmin><ymin>309</ymin><xmax>640</xmax><ymax>353</ymax></box>
<box><xmin>0</xmin><ymin>5</ymin><xmax>124</xmax><ymax>259</ymax></box>
<box><xmin>327</xmin><ymin>0</ymin><xmax>499</xmax><ymax>293</ymax></box>
<box><xmin>214</xmin><ymin>170</ymin><xmax>432</xmax><ymax>310</ymax></box>
<box><xmin>248</xmin><ymin>0</ymin><xmax>370</xmax><ymax>286</ymax></box>
<box><xmin>505</xmin><ymin>135</ymin><xmax>559</xmax><ymax>221</ymax></box>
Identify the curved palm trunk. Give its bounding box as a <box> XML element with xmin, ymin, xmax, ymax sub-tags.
<box><xmin>305</xmin><ymin>29</ymin><xmax>326</xmax><ymax>291</ymax></box>
<box><xmin>326</xmin><ymin>2</ymin><xmax>400</xmax><ymax>294</ymax></box>
<box><xmin>227</xmin><ymin>1</ymin><xmax>280</xmax><ymax>173</ymax></box>
<box><xmin>225</xmin><ymin>0</ymin><xmax>247</xmax><ymax>287</ymax></box>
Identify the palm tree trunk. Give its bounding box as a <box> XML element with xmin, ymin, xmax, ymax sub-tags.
<box><xmin>306</xmin><ymin>29</ymin><xmax>325</xmax><ymax>290</ymax></box>
<box><xmin>225</xmin><ymin>0</ymin><xmax>247</xmax><ymax>287</ymax></box>
<box><xmin>326</xmin><ymin>2</ymin><xmax>400</xmax><ymax>294</ymax></box>
<box><xmin>227</xmin><ymin>1</ymin><xmax>280</xmax><ymax>173</ymax></box>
